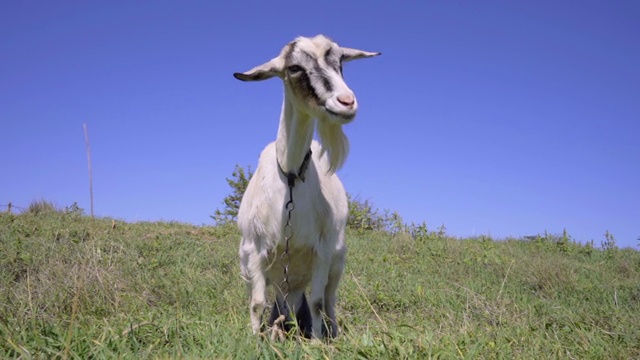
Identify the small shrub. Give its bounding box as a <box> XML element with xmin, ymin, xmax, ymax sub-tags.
<box><xmin>388</xmin><ymin>211</ymin><xmax>406</xmax><ymax>235</ymax></box>
<box><xmin>346</xmin><ymin>195</ymin><xmax>398</xmax><ymax>233</ymax></box>
<box><xmin>64</xmin><ymin>202</ymin><xmax>85</xmax><ymax>217</ymax></box>
<box><xmin>579</xmin><ymin>239</ymin><xmax>595</xmax><ymax>257</ymax></box>
<box><xmin>410</xmin><ymin>221</ymin><xmax>429</xmax><ymax>242</ymax></box>
<box><xmin>602</xmin><ymin>230</ymin><xmax>618</xmax><ymax>260</ymax></box>
<box><xmin>407</xmin><ymin>221</ymin><xmax>449</xmax><ymax>244</ymax></box>
<box><xmin>556</xmin><ymin>228</ymin><xmax>570</xmax><ymax>254</ymax></box>
<box><xmin>348</xmin><ymin>195</ymin><xmax>380</xmax><ymax>232</ymax></box>
<box><xmin>212</xmin><ymin>164</ymin><xmax>253</xmax><ymax>225</ymax></box>
<box><xmin>27</xmin><ymin>199</ymin><xmax>58</xmax><ymax>215</ymax></box>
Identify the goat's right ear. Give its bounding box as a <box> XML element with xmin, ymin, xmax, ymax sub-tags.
<box><xmin>233</xmin><ymin>56</ymin><xmax>284</xmax><ymax>82</ymax></box>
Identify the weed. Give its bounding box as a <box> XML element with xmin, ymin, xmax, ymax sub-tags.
<box><xmin>602</xmin><ymin>230</ymin><xmax>618</xmax><ymax>260</ymax></box>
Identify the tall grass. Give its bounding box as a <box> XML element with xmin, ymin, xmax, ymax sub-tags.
<box><xmin>1</xmin><ymin>204</ymin><xmax>638</xmax><ymax>358</ymax></box>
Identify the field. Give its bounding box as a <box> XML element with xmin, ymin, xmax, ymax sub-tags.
<box><xmin>1</xmin><ymin>205</ymin><xmax>639</xmax><ymax>359</ymax></box>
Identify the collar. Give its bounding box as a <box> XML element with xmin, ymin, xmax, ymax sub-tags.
<box><xmin>278</xmin><ymin>149</ymin><xmax>313</xmax><ymax>188</ymax></box>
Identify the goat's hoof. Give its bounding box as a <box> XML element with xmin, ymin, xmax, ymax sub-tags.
<box><xmin>269</xmin><ymin>315</ymin><xmax>287</xmax><ymax>341</ymax></box>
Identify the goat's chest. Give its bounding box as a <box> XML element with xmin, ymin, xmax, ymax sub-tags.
<box><xmin>283</xmin><ymin>184</ymin><xmax>332</xmax><ymax>233</ymax></box>
<box><xmin>265</xmin><ymin>244</ymin><xmax>315</xmax><ymax>289</ymax></box>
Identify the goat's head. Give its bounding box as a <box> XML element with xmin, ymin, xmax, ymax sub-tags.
<box><xmin>234</xmin><ymin>35</ymin><xmax>380</xmax><ymax>124</ymax></box>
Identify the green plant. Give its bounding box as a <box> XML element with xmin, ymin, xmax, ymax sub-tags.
<box><xmin>602</xmin><ymin>230</ymin><xmax>618</xmax><ymax>259</ymax></box>
<box><xmin>347</xmin><ymin>194</ymin><xmax>383</xmax><ymax>232</ymax></box>
<box><xmin>346</xmin><ymin>195</ymin><xmax>410</xmax><ymax>234</ymax></box>
<box><xmin>410</xmin><ymin>221</ymin><xmax>429</xmax><ymax>242</ymax></box>
<box><xmin>387</xmin><ymin>210</ymin><xmax>406</xmax><ymax>235</ymax></box>
<box><xmin>556</xmin><ymin>228</ymin><xmax>570</xmax><ymax>254</ymax></box>
<box><xmin>580</xmin><ymin>239</ymin><xmax>595</xmax><ymax>257</ymax></box>
<box><xmin>64</xmin><ymin>202</ymin><xmax>85</xmax><ymax>217</ymax></box>
<box><xmin>212</xmin><ymin>164</ymin><xmax>253</xmax><ymax>225</ymax></box>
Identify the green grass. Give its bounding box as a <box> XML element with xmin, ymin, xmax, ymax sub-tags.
<box><xmin>1</xmin><ymin>207</ymin><xmax>639</xmax><ymax>359</ymax></box>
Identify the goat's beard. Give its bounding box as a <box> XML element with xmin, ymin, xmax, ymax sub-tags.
<box><xmin>316</xmin><ymin>119</ymin><xmax>349</xmax><ymax>174</ymax></box>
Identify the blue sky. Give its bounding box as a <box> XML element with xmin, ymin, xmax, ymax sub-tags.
<box><xmin>1</xmin><ymin>1</ymin><xmax>638</xmax><ymax>248</ymax></box>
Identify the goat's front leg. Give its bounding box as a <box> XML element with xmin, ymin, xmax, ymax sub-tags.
<box><xmin>324</xmin><ymin>244</ymin><xmax>347</xmax><ymax>337</ymax></box>
<box><xmin>240</xmin><ymin>241</ymin><xmax>267</xmax><ymax>335</ymax></box>
<box><xmin>309</xmin><ymin>250</ymin><xmax>332</xmax><ymax>338</ymax></box>
<box><xmin>248</xmin><ymin>269</ymin><xmax>267</xmax><ymax>335</ymax></box>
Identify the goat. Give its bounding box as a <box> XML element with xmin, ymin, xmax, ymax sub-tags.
<box><xmin>234</xmin><ymin>35</ymin><xmax>379</xmax><ymax>338</ymax></box>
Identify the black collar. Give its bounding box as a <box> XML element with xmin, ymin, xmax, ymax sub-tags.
<box><xmin>278</xmin><ymin>149</ymin><xmax>312</xmax><ymax>188</ymax></box>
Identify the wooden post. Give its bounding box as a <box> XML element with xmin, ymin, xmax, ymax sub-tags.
<box><xmin>83</xmin><ymin>124</ymin><xmax>94</xmax><ymax>218</ymax></box>
<box><xmin>6</xmin><ymin>202</ymin><xmax>11</xmax><ymax>214</ymax></box>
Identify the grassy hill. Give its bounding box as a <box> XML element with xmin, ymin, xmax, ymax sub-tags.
<box><xmin>1</xmin><ymin>204</ymin><xmax>639</xmax><ymax>359</ymax></box>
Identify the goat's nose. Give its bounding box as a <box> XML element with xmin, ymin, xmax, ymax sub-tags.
<box><xmin>337</xmin><ymin>93</ymin><xmax>355</xmax><ymax>107</ymax></box>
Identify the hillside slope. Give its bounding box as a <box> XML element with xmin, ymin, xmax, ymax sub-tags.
<box><xmin>1</xmin><ymin>209</ymin><xmax>639</xmax><ymax>358</ymax></box>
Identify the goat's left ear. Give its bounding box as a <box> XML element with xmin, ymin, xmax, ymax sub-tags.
<box><xmin>340</xmin><ymin>47</ymin><xmax>381</xmax><ymax>62</ymax></box>
<box><xmin>233</xmin><ymin>56</ymin><xmax>284</xmax><ymax>82</ymax></box>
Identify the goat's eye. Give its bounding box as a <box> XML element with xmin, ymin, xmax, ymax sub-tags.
<box><xmin>287</xmin><ymin>65</ymin><xmax>304</xmax><ymax>74</ymax></box>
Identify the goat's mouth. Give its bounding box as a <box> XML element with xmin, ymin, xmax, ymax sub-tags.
<box><xmin>323</xmin><ymin>100</ymin><xmax>357</xmax><ymax>123</ymax></box>
<box><xmin>325</xmin><ymin>107</ymin><xmax>356</xmax><ymax>122</ymax></box>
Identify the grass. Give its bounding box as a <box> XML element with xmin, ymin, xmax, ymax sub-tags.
<box><xmin>1</xmin><ymin>204</ymin><xmax>639</xmax><ymax>359</ymax></box>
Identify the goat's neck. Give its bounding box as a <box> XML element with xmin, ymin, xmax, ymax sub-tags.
<box><xmin>275</xmin><ymin>93</ymin><xmax>314</xmax><ymax>174</ymax></box>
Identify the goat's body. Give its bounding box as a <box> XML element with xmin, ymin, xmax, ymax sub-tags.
<box><xmin>234</xmin><ymin>35</ymin><xmax>379</xmax><ymax>338</ymax></box>
<box><xmin>238</xmin><ymin>140</ymin><xmax>347</xmax><ymax>337</ymax></box>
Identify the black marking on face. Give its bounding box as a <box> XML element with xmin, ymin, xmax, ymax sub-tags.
<box><xmin>324</xmin><ymin>47</ymin><xmax>334</xmax><ymax>67</ymax></box>
<box><xmin>285</xmin><ymin>41</ymin><xmax>349</xmax><ymax>107</ymax></box>
<box><xmin>324</xmin><ymin>47</ymin><xmax>342</xmax><ymax>75</ymax></box>
<box><xmin>310</xmin><ymin>51</ymin><xmax>338</xmax><ymax>93</ymax></box>
<box><xmin>318</xmin><ymin>67</ymin><xmax>333</xmax><ymax>93</ymax></box>
<box><xmin>285</xmin><ymin>45</ymin><xmax>320</xmax><ymax>104</ymax></box>
<box><xmin>286</xmin><ymin>49</ymin><xmax>327</xmax><ymax>105</ymax></box>
<box><xmin>296</xmin><ymin>70</ymin><xmax>322</xmax><ymax>104</ymax></box>
<box><xmin>339</xmin><ymin>55</ymin><xmax>346</xmax><ymax>75</ymax></box>
<box><xmin>284</xmin><ymin>41</ymin><xmax>297</xmax><ymax>65</ymax></box>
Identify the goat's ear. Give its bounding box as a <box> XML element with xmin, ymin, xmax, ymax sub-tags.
<box><xmin>340</xmin><ymin>47</ymin><xmax>381</xmax><ymax>62</ymax></box>
<box><xmin>233</xmin><ymin>56</ymin><xmax>284</xmax><ymax>82</ymax></box>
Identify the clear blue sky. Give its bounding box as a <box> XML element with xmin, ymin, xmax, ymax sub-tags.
<box><xmin>1</xmin><ymin>1</ymin><xmax>638</xmax><ymax>248</ymax></box>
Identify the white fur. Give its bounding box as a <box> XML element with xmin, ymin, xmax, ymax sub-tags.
<box><xmin>235</xmin><ymin>35</ymin><xmax>379</xmax><ymax>338</ymax></box>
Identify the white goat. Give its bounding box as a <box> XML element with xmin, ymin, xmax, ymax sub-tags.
<box><xmin>235</xmin><ymin>35</ymin><xmax>379</xmax><ymax>338</ymax></box>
